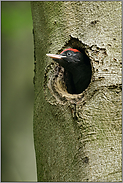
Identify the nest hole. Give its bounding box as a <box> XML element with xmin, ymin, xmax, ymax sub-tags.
<box><xmin>54</xmin><ymin>37</ymin><xmax>92</xmax><ymax>95</ymax></box>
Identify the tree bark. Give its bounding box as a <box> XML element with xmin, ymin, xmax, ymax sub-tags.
<box><xmin>31</xmin><ymin>1</ymin><xmax>122</xmax><ymax>182</ymax></box>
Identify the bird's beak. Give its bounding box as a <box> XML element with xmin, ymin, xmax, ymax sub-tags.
<box><xmin>46</xmin><ymin>53</ymin><xmax>66</xmax><ymax>59</ymax></box>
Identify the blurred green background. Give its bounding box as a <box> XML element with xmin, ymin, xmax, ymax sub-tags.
<box><xmin>1</xmin><ymin>1</ymin><xmax>37</xmax><ymax>181</ymax></box>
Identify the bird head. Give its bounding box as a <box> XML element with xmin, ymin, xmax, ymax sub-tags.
<box><xmin>46</xmin><ymin>48</ymin><xmax>84</xmax><ymax>70</ymax></box>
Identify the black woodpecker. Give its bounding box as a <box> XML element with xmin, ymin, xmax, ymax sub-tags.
<box><xmin>46</xmin><ymin>48</ymin><xmax>92</xmax><ymax>94</ymax></box>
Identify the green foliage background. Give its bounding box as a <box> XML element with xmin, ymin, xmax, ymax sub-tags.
<box><xmin>2</xmin><ymin>2</ymin><xmax>37</xmax><ymax>181</ymax></box>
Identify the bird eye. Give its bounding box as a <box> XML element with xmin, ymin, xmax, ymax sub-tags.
<box><xmin>67</xmin><ymin>52</ymin><xmax>72</xmax><ymax>56</ymax></box>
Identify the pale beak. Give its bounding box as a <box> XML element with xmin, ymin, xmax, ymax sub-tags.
<box><xmin>46</xmin><ymin>53</ymin><xmax>66</xmax><ymax>59</ymax></box>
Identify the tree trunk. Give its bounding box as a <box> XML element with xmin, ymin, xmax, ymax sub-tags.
<box><xmin>31</xmin><ymin>1</ymin><xmax>122</xmax><ymax>182</ymax></box>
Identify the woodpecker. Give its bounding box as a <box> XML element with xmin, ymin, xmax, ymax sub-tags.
<box><xmin>46</xmin><ymin>48</ymin><xmax>92</xmax><ymax>94</ymax></box>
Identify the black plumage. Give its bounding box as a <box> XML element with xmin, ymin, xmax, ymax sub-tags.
<box><xmin>46</xmin><ymin>48</ymin><xmax>92</xmax><ymax>94</ymax></box>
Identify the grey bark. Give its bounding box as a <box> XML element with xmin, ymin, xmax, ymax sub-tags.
<box><xmin>31</xmin><ymin>1</ymin><xmax>122</xmax><ymax>182</ymax></box>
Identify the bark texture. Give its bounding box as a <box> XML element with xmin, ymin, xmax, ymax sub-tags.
<box><xmin>31</xmin><ymin>1</ymin><xmax>122</xmax><ymax>182</ymax></box>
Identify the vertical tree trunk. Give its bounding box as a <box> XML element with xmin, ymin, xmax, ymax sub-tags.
<box><xmin>31</xmin><ymin>1</ymin><xmax>122</xmax><ymax>182</ymax></box>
